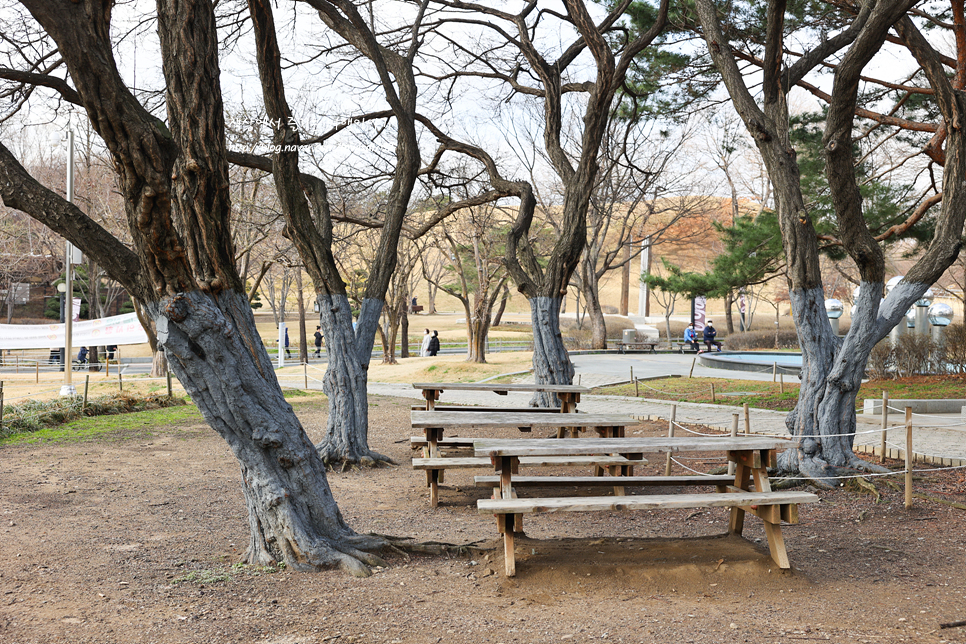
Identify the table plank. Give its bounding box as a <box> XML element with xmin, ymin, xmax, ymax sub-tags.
<box><xmin>474</xmin><ymin>436</ymin><xmax>791</xmax><ymax>457</ymax></box>
<box><xmin>478</xmin><ymin>490</ymin><xmax>818</xmax><ymax>514</ymax></box>
<box><xmin>412</xmin><ymin>382</ymin><xmax>590</xmax><ymax>394</ymax></box>
<box><xmin>411</xmin><ymin>411</ymin><xmax>636</xmax><ymax>429</ymax></box>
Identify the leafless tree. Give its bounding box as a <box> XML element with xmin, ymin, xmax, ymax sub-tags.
<box><xmin>694</xmin><ymin>0</ymin><xmax>966</xmax><ymax>481</ymax></box>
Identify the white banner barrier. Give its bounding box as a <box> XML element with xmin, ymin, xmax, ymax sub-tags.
<box><xmin>0</xmin><ymin>312</ymin><xmax>149</xmax><ymax>350</ymax></box>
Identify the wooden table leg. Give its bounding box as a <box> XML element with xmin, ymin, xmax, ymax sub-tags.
<box><xmin>748</xmin><ymin>456</ymin><xmax>791</xmax><ymax>568</ymax></box>
<box><xmin>423</xmin><ymin>388</ymin><xmax>440</xmax><ymax>411</ymax></box>
<box><xmin>429</xmin><ymin>469</ymin><xmax>439</xmax><ymax>508</ymax></box>
<box><xmin>499</xmin><ymin>456</ymin><xmax>523</xmax><ymax>532</ymax></box>
<box><xmin>497</xmin><ymin>513</ymin><xmax>516</xmax><ymax>576</ymax></box>
<box><xmin>729</xmin><ymin>459</ymin><xmax>751</xmax><ymax>535</ymax></box>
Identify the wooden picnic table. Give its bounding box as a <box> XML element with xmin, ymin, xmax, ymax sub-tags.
<box><xmin>412</xmin><ymin>382</ymin><xmax>589</xmax><ymax>414</ymax></box>
<box><xmin>474</xmin><ymin>435</ymin><xmax>818</xmax><ymax>576</ymax></box>
<box><xmin>411</xmin><ymin>410</ymin><xmax>640</xmax><ymax>507</ymax></box>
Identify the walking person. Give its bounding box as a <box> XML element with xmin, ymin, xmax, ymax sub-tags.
<box><xmin>284</xmin><ymin>328</ymin><xmax>292</xmax><ymax>359</ymax></box>
<box><xmin>420</xmin><ymin>328</ymin><xmax>432</xmax><ymax>357</ymax></box>
<box><xmin>683</xmin><ymin>323</ymin><xmax>700</xmax><ymax>351</ymax></box>
<box><xmin>703</xmin><ymin>320</ymin><xmax>722</xmax><ymax>352</ymax></box>
<box><xmin>314</xmin><ymin>326</ymin><xmax>323</xmax><ymax>357</ymax></box>
<box><xmin>428</xmin><ymin>330</ymin><xmax>440</xmax><ymax>357</ymax></box>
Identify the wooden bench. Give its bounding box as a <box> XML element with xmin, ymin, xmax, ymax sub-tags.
<box><xmin>413</xmin><ymin>382</ymin><xmax>589</xmax><ymax>414</ymax></box>
<box><xmin>409</xmin><ymin>404</ymin><xmax>564</xmax><ymax>414</ymax></box>
<box><xmin>414</xmin><ymin>455</ymin><xmax>650</xmax><ymax>506</ymax></box>
<box><xmin>671</xmin><ymin>341</ymin><xmax>701</xmax><ymax>353</ymax></box>
<box><xmin>616</xmin><ymin>341</ymin><xmax>658</xmax><ymax>354</ymax></box>
<box><xmin>474</xmin><ymin>474</ymin><xmax>733</xmax><ymax>492</ymax></box>
<box><xmin>473</xmin><ymin>436</ymin><xmax>817</xmax><ymax>575</ymax></box>
<box><xmin>480</xmin><ymin>489</ymin><xmax>817</xmax><ymax>575</ymax></box>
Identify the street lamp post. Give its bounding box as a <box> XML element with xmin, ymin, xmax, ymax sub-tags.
<box><xmin>61</xmin><ymin>130</ymin><xmax>76</xmax><ymax>397</ymax></box>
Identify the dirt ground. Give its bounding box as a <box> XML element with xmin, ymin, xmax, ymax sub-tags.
<box><xmin>1</xmin><ymin>394</ymin><xmax>965</xmax><ymax>644</ymax></box>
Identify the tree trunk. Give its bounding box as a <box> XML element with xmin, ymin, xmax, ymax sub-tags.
<box><xmin>315</xmin><ymin>296</ymin><xmax>391</xmax><ymax>466</ymax></box>
<box><xmin>491</xmin><ymin>287</ymin><xmax>509</xmax><ymax>327</ymax></box>
<box><xmin>296</xmin><ymin>271</ymin><xmax>308</xmax><ymax>364</ymax></box>
<box><xmin>400</xmin><ymin>294</ymin><xmax>410</xmax><ymax>358</ymax></box>
<box><xmin>467</xmin><ymin>321</ymin><xmax>488</xmax><ymax>363</ymax></box>
<box><xmin>724</xmin><ymin>290</ymin><xmax>735</xmax><ymax>334</ymax></box>
<box><xmin>778</xmin><ymin>286</ymin><xmax>891</xmax><ymax>481</ymax></box>
<box><xmin>149</xmin><ymin>290</ymin><xmax>387</xmax><ymax>575</ymax></box>
<box><xmin>529</xmin><ymin>297</ymin><xmax>574</xmax><ymax>408</ymax></box>
<box><xmin>619</xmin><ymin>242</ymin><xmax>630</xmax><ymax>317</ymax></box>
<box><xmin>581</xmin><ymin>265</ymin><xmax>607</xmax><ymax>350</ymax></box>
<box><xmin>427</xmin><ymin>283</ymin><xmax>437</xmax><ymax>315</ymax></box>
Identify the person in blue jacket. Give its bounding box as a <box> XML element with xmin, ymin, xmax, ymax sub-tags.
<box><xmin>683</xmin><ymin>323</ymin><xmax>700</xmax><ymax>351</ymax></box>
<box><xmin>703</xmin><ymin>320</ymin><xmax>722</xmax><ymax>352</ymax></box>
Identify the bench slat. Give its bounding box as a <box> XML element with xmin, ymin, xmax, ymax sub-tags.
<box><xmin>410</xmin><ymin>405</ymin><xmax>564</xmax><ymax>413</ymax></box>
<box><xmin>473</xmin><ymin>475</ymin><xmax>733</xmax><ymax>488</ymax></box>
<box><xmin>412</xmin><ymin>411</ymin><xmax>635</xmax><ymax>429</ymax></box>
<box><xmin>477</xmin><ymin>490</ymin><xmax>817</xmax><ymax>514</ymax></box>
<box><xmin>411</xmin><ymin>437</ymin><xmax>476</xmax><ymax>448</ymax></box>
<box><xmin>412</xmin><ymin>455</ymin><xmax>648</xmax><ymax>469</ymax></box>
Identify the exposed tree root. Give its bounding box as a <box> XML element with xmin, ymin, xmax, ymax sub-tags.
<box><xmin>318</xmin><ymin>447</ymin><xmax>396</xmax><ymax>469</ymax></box>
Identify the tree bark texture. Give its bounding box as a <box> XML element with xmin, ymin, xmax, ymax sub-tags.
<box><xmin>0</xmin><ymin>0</ymin><xmax>392</xmax><ymax>574</ymax></box>
<box><xmin>694</xmin><ymin>0</ymin><xmax>934</xmax><ymax>481</ymax></box>
<box><xmin>245</xmin><ymin>0</ymin><xmax>421</xmax><ymax>464</ymax></box>
<box><xmin>581</xmin><ymin>262</ymin><xmax>608</xmax><ymax>349</ymax></box>
<box><xmin>150</xmin><ymin>290</ymin><xmax>386</xmax><ymax>574</ymax></box>
<box><xmin>316</xmin><ymin>296</ymin><xmax>391</xmax><ymax>465</ymax></box>
<box><xmin>529</xmin><ymin>297</ymin><xmax>574</xmax><ymax>407</ymax></box>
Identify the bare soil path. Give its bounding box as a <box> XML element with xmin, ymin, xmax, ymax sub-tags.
<box><xmin>1</xmin><ymin>394</ymin><xmax>965</xmax><ymax>644</ymax></box>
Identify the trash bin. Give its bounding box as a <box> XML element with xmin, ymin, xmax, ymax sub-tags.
<box><xmin>622</xmin><ymin>328</ymin><xmax>637</xmax><ymax>345</ymax></box>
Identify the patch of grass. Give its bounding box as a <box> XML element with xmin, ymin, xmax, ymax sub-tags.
<box><xmin>595</xmin><ymin>374</ymin><xmax>966</xmax><ymax>411</ymax></box>
<box><xmin>282</xmin><ymin>388</ymin><xmax>314</xmax><ymax>398</ymax></box>
<box><xmin>862</xmin><ymin>375</ymin><xmax>966</xmax><ymax>401</ymax></box>
<box><xmin>596</xmin><ymin>378</ymin><xmax>801</xmax><ymax>410</ymax></box>
<box><xmin>171</xmin><ymin>569</ymin><xmax>233</xmax><ymax>585</ymax></box>
<box><xmin>0</xmin><ymin>400</ymin><xmax>201</xmax><ymax>445</ymax></box>
<box><xmin>171</xmin><ymin>562</ymin><xmax>286</xmax><ymax>585</ymax></box>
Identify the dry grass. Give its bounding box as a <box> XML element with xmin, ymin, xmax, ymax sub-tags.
<box><xmin>277</xmin><ymin>351</ymin><xmax>536</xmax><ymax>385</ymax></box>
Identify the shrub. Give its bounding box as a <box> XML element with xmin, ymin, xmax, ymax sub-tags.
<box><xmin>942</xmin><ymin>324</ymin><xmax>966</xmax><ymax>374</ymax></box>
<box><xmin>725</xmin><ymin>329</ymin><xmax>800</xmax><ymax>350</ymax></box>
<box><xmin>865</xmin><ymin>339</ymin><xmax>893</xmax><ymax>380</ymax></box>
<box><xmin>892</xmin><ymin>333</ymin><xmax>937</xmax><ymax>377</ymax></box>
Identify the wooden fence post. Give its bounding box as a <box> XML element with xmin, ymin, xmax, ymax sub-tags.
<box><xmin>634</xmin><ymin>377</ymin><xmax>639</xmax><ymax>397</ymax></box>
<box><xmin>35</xmin><ymin>361</ymin><xmax>39</xmax><ymax>384</ymax></box>
<box><xmin>905</xmin><ymin>407</ymin><xmax>913</xmax><ymax>509</ymax></box>
<box><xmin>743</xmin><ymin>403</ymin><xmax>750</xmax><ymax>435</ymax></box>
<box><xmin>688</xmin><ymin>356</ymin><xmax>697</xmax><ymax>378</ymax></box>
<box><xmin>118</xmin><ymin>371</ymin><xmax>123</xmax><ymax>393</ymax></box>
<box><xmin>303</xmin><ymin>362</ymin><xmax>308</xmax><ymax>390</ymax></box>
<box><xmin>728</xmin><ymin>413</ymin><xmax>739</xmax><ymax>475</ymax></box>
<box><xmin>779</xmin><ymin>373</ymin><xmax>785</xmax><ymax>394</ymax></box>
<box><xmin>167</xmin><ymin>371</ymin><xmax>173</xmax><ymax>398</ymax></box>
<box><xmin>710</xmin><ymin>382</ymin><xmax>716</xmax><ymax>403</ymax></box>
<box><xmin>82</xmin><ymin>375</ymin><xmax>89</xmax><ymax>412</ymax></box>
<box><xmin>772</xmin><ymin>362</ymin><xmax>777</xmax><ymax>382</ymax></box>
<box><xmin>880</xmin><ymin>391</ymin><xmax>889</xmax><ymax>463</ymax></box>
<box><xmin>665</xmin><ymin>404</ymin><xmax>676</xmax><ymax>476</ymax></box>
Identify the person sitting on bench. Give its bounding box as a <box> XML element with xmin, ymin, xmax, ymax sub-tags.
<box><xmin>703</xmin><ymin>321</ymin><xmax>722</xmax><ymax>352</ymax></box>
<box><xmin>683</xmin><ymin>323</ymin><xmax>700</xmax><ymax>351</ymax></box>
